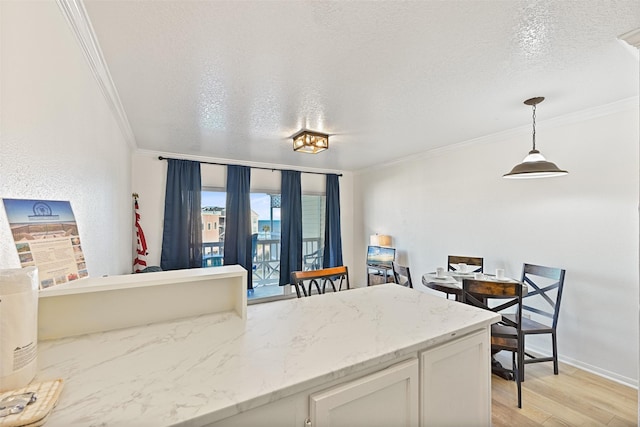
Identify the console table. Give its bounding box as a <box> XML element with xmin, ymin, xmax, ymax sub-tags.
<box><xmin>367</xmin><ymin>263</ymin><xmax>395</xmax><ymax>285</ymax></box>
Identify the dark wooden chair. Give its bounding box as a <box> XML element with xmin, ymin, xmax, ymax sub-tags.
<box><xmin>391</xmin><ymin>262</ymin><xmax>413</xmax><ymax>288</ymax></box>
<box><xmin>462</xmin><ymin>278</ymin><xmax>524</xmax><ymax>408</ymax></box>
<box><xmin>448</xmin><ymin>255</ymin><xmax>484</xmax><ymax>273</ymax></box>
<box><xmin>504</xmin><ymin>263</ymin><xmax>566</xmax><ymax>381</ymax></box>
<box><xmin>290</xmin><ymin>266</ymin><xmax>350</xmax><ymax>298</ymax></box>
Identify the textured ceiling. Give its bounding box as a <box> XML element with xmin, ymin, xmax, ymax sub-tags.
<box><xmin>83</xmin><ymin>0</ymin><xmax>640</xmax><ymax>172</ymax></box>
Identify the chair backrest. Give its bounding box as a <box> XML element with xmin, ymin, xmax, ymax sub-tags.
<box><xmin>448</xmin><ymin>255</ymin><xmax>484</xmax><ymax>273</ymax></box>
<box><xmin>303</xmin><ymin>248</ymin><xmax>324</xmax><ymax>271</ymax></box>
<box><xmin>290</xmin><ymin>266</ymin><xmax>350</xmax><ymax>298</ymax></box>
<box><xmin>392</xmin><ymin>262</ymin><xmax>413</xmax><ymax>288</ymax></box>
<box><xmin>520</xmin><ymin>263</ymin><xmax>566</xmax><ymax>329</ymax></box>
<box><xmin>461</xmin><ymin>278</ymin><xmax>524</xmax><ymax>342</ymax></box>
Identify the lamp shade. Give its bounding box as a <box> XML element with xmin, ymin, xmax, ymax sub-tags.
<box><xmin>503</xmin><ymin>149</ymin><xmax>568</xmax><ymax>179</ymax></box>
<box><xmin>370</xmin><ymin>234</ymin><xmax>392</xmax><ymax>247</ymax></box>
<box><xmin>378</xmin><ymin>235</ymin><xmax>392</xmax><ymax>247</ymax></box>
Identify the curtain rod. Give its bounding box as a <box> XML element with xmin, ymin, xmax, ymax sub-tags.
<box><xmin>158</xmin><ymin>156</ymin><xmax>342</xmax><ymax>177</ymax></box>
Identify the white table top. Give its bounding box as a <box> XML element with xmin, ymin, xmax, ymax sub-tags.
<box><xmin>36</xmin><ymin>284</ymin><xmax>499</xmax><ymax>426</ymax></box>
<box><xmin>423</xmin><ymin>271</ymin><xmax>521</xmax><ymax>285</ymax></box>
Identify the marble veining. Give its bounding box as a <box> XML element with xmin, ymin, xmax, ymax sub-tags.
<box><xmin>36</xmin><ymin>284</ymin><xmax>498</xmax><ymax>426</ymax></box>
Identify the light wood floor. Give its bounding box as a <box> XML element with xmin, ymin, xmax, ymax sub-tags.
<box><xmin>492</xmin><ymin>356</ymin><xmax>638</xmax><ymax>426</ymax></box>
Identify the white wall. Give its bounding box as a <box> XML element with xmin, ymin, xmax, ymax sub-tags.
<box><xmin>0</xmin><ymin>1</ymin><xmax>132</xmax><ymax>276</ymax></box>
<box><xmin>354</xmin><ymin>100</ymin><xmax>639</xmax><ymax>386</ymax></box>
<box><xmin>132</xmin><ymin>150</ymin><xmax>355</xmax><ymax>274</ymax></box>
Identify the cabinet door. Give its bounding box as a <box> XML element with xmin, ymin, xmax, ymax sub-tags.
<box><xmin>421</xmin><ymin>329</ymin><xmax>491</xmax><ymax>427</ymax></box>
<box><xmin>310</xmin><ymin>358</ymin><xmax>419</xmax><ymax>427</ymax></box>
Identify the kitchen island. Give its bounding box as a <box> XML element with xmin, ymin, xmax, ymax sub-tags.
<box><xmin>36</xmin><ymin>283</ymin><xmax>499</xmax><ymax>426</ymax></box>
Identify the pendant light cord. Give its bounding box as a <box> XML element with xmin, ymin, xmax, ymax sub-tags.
<box><xmin>531</xmin><ymin>104</ymin><xmax>537</xmax><ymax>151</ymax></box>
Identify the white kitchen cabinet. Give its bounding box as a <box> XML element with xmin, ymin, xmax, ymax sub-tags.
<box><xmin>205</xmin><ymin>393</ymin><xmax>305</xmax><ymax>427</ymax></box>
<box><xmin>310</xmin><ymin>358</ymin><xmax>419</xmax><ymax>427</ymax></box>
<box><xmin>209</xmin><ymin>330</ymin><xmax>492</xmax><ymax>427</ymax></box>
<box><xmin>207</xmin><ymin>358</ymin><xmax>418</xmax><ymax>427</ymax></box>
<box><xmin>421</xmin><ymin>329</ymin><xmax>492</xmax><ymax>427</ymax></box>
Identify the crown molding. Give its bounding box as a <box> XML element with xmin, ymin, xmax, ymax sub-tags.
<box><xmin>619</xmin><ymin>28</ymin><xmax>640</xmax><ymax>49</ymax></box>
<box><xmin>355</xmin><ymin>96</ymin><xmax>639</xmax><ymax>175</ymax></box>
<box><xmin>56</xmin><ymin>0</ymin><xmax>136</xmax><ymax>149</ymax></box>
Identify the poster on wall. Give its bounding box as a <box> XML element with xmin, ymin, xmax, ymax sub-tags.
<box><xmin>2</xmin><ymin>198</ymin><xmax>87</xmax><ymax>289</ymax></box>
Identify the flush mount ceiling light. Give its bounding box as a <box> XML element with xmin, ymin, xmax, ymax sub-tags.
<box><xmin>292</xmin><ymin>129</ymin><xmax>329</xmax><ymax>154</ymax></box>
<box><xmin>503</xmin><ymin>97</ymin><xmax>568</xmax><ymax>179</ymax></box>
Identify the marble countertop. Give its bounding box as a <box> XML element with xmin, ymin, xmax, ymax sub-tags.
<box><xmin>36</xmin><ymin>284</ymin><xmax>499</xmax><ymax>426</ymax></box>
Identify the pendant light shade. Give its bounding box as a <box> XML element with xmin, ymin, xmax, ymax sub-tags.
<box><xmin>503</xmin><ymin>97</ymin><xmax>568</xmax><ymax>179</ymax></box>
<box><xmin>504</xmin><ymin>149</ymin><xmax>568</xmax><ymax>178</ymax></box>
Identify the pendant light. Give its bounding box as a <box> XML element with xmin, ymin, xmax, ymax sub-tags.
<box><xmin>503</xmin><ymin>97</ymin><xmax>568</xmax><ymax>179</ymax></box>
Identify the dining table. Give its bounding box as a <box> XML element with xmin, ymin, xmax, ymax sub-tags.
<box><xmin>421</xmin><ymin>270</ymin><xmax>528</xmax><ymax>380</ymax></box>
<box><xmin>422</xmin><ymin>270</ymin><xmax>527</xmax><ymax>299</ymax></box>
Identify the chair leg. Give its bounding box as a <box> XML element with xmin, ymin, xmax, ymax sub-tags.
<box><xmin>517</xmin><ymin>349</ymin><xmax>523</xmax><ymax>408</ymax></box>
<box><xmin>520</xmin><ymin>335</ymin><xmax>526</xmax><ymax>383</ymax></box>
<box><xmin>552</xmin><ymin>331</ymin><xmax>559</xmax><ymax>375</ymax></box>
<box><xmin>516</xmin><ymin>363</ymin><xmax>522</xmax><ymax>409</ymax></box>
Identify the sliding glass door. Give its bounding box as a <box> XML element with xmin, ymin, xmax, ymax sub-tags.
<box><xmin>201</xmin><ymin>189</ymin><xmax>325</xmax><ymax>300</ymax></box>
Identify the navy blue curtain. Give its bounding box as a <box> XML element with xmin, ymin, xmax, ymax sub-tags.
<box><xmin>160</xmin><ymin>159</ymin><xmax>203</xmax><ymax>270</ymax></box>
<box><xmin>323</xmin><ymin>174</ymin><xmax>343</xmax><ymax>268</ymax></box>
<box><xmin>224</xmin><ymin>165</ymin><xmax>253</xmax><ymax>289</ymax></box>
<box><xmin>279</xmin><ymin>170</ymin><xmax>302</xmax><ymax>286</ymax></box>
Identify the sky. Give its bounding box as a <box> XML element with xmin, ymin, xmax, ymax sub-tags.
<box><xmin>3</xmin><ymin>198</ymin><xmax>78</xmax><ymax>222</ymax></box>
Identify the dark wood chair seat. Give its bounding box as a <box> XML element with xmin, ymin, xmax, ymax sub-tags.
<box><xmin>504</xmin><ymin>315</ymin><xmax>553</xmax><ymax>334</ymax></box>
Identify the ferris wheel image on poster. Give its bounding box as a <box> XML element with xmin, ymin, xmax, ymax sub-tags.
<box><xmin>2</xmin><ymin>198</ymin><xmax>87</xmax><ymax>289</ymax></box>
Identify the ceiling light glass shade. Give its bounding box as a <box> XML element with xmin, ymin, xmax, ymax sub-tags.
<box><xmin>503</xmin><ymin>149</ymin><xmax>568</xmax><ymax>179</ymax></box>
<box><xmin>292</xmin><ymin>130</ymin><xmax>329</xmax><ymax>154</ymax></box>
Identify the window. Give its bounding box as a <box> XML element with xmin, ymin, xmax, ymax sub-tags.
<box><xmin>202</xmin><ymin>196</ymin><xmax>225</xmax><ymax>267</ymax></box>
<box><xmin>201</xmin><ymin>189</ymin><xmax>325</xmax><ymax>300</ymax></box>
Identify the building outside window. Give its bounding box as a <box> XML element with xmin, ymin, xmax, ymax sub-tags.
<box><xmin>201</xmin><ymin>189</ymin><xmax>325</xmax><ymax>300</ymax></box>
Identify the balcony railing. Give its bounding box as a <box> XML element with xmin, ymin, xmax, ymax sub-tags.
<box><xmin>202</xmin><ymin>237</ymin><xmax>323</xmax><ymax>287</ymax></box>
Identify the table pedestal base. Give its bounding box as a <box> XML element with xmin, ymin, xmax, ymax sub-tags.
<box><xmin>491</xmin><ymin>356</ymin><xmax>514</xmax><ymax>381</ymax></box>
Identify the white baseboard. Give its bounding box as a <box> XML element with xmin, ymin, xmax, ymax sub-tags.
<box><xmin>524</xmin><ymin>344</ymin><xmax>638</xmax><ymax>390</ymax></box>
